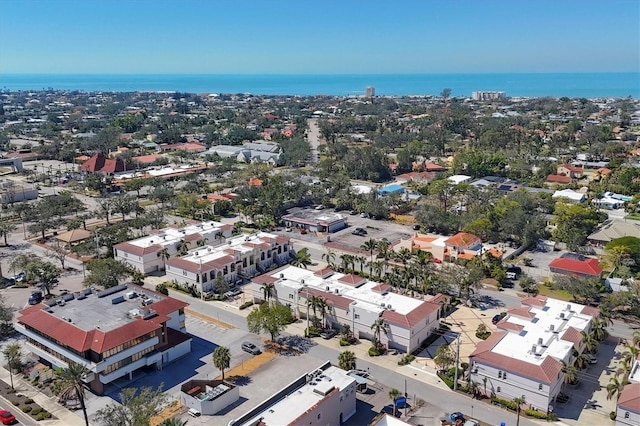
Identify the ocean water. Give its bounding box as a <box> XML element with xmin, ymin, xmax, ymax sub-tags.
<box><xmin>0</xmin><ymin>73</ymin><xmax>638</xmax><ymax>98</ymax></box>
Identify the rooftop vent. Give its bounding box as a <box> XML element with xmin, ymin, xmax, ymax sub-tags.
<box><xmin>550</xmin><ymin>324</ymin><xmax>555</xmax><ymax>331</ymax></box>
<box><xmin>112</xmin><ymin>295</ymin><xmax>125</xmax><ymax>304</ymax></box>
<box><xmin>387</xmin><ymin>304</ymin><xmax>392</xmax><ymax>309</ymax></box>
<box><xmin>335</xmin><ymin>289</ymin><xmax>339</xmax><ymax>294</ymax></box>
<box><xmin>566</xmin><ymin>304</ymin><xmax>571</xmax><ymax>311</ymax></box>
<box><xmin>381</xmin><ymin>302</ymin><xmax>386</xmax><ymax>307</ymax></box>
<box><xmin>559</xmin><ymin>313</ymin><xmax>565</xmax><ymax>319</ymax></box>
<box><xmin>326</xmin><ymin>286</ymin><xmax>330</xmax><ymax>291</ymax></box>
<box><xmin>280</xmin><ymin>273</ymin><xmax>284</xmax><ymax>278</ymax></box>
<box><xmin>538</xmin><ymin>338</ymin><xmax>543</xmax><ymax>345</ymax></box>
<box><xmin>531</xmin><ymin>344</ymin><xmax>537</xmax><ymax>354</ymax></box>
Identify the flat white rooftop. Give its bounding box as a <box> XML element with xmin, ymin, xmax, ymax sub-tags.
<box><xmin>241</xmin><ymin>365</ymin><xmax>355</xmax><ymax>426</ymax></box>
<box><xmin>182</xmin><ymin>232</ymin><xmax>280</xmax><ymax>264</ymax></box>
<box><xmin>273</xmin><ymin>266</ymin><xmax>424</xmax><ymax>315</ymax></box>
<box><xmin>124</xmin><ymin>221</ymin><xmax>225</xmax><ymax>249</ymax></box>
<box><xmin>496</xmin><ymin>299</ymin><xmax>593</xmax><ymax>365</ymax></box>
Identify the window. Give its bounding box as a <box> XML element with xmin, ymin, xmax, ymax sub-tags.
<box><xmin>261</xmin><ymin>253</ymin><xmax>265</xmax><ymax>261</ymax></box>
<box><xmin>355</xmin><ymin>314</ymin><xmax>360</xmax><ymax>319</ymax></box>
<box><xmin>625</xmin><ymin>412</ymin><xmax>630</xmax><ymax>419</ymax></box>
<box><xmin>224</xmin><ymin>266</ymin><xmax>228</xmax><ymax>275</ymax></box>
<box><xmin>284</xmin><ymin>245</ymin><xmax>288</xmax><ymax>252</ymax></box>
<box><xmin>289</xmin><ymin>294</ymin><xmax>294</xmax><ymax>299</ymax></box>
<box><xmin>497</xmin><ymin>386</ymin><xmax>501</xmax><ymax>393</ymax></box>
<box><xmin>498</xmin><ymin>371</ymin><xmax>503</xmax><ymax>379</ymax></box>
<box><xmin>317</xmin><ymin>413</ymin><xmax>321</xmax><ymax>420</ymax></box>
<box><xmin>538</xmin><ymin>384</ymin><xmax>543</xmax><ymax>390</ymax></box>
<box><xmin>182</xmin><ymin>270</ymin><xmax>187</xmax><ymax>276</ymax></box>
<box><xmin>124</xmin><ymin>253</ymin><xmax>128</xmax><ymax>258</ymax></box>
<box><xmin>503</xmin><ymin>372</ymin><xmax>507</xmax><ymax>380</ymax></box>
<box><xmin>231</xmin><ymin>264</ymin><xmax>235</xmax><ymax>272</ymax></box>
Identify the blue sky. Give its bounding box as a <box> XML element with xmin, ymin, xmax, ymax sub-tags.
<box><xmin>0</xmin><ymin>0</ymin><xmax>638</xmax><ymax>74</ymax></box>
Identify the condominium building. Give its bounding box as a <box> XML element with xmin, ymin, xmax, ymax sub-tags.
<box><xmin>113</xmin><ymin>221</ymin><xmax>234</xmax><ymax>273</ymax></box>
<box><xmin>251</xmin><ymin>266</ymin><xmax>446</xmax><ymax>353</ymax></box>
<box><xmin>469</xmin><ymin>296</ymin><xmax>598</xmax><ymax>412</ymax></box>
<box><xmin>471</xmin><ymin>91</ymin><xmax>506</xmax><ymax>101</ymax></box>
<box><xmin>165</xmin><ymin>232</ymin><xmax>293</xmax><ymax>293</ymax></box>
<box><xmin>229</xmin><ymin>361</ymin><xmax>357</xmax><ymax>426</ymax></box>
<box><xmin>15</xmin><ymin>285</ymin><xmax>190</xmax><ymax>395</ymax></box>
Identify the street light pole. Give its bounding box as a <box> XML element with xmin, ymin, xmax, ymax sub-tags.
<box><xmin>453</xmin><ymin>335</ymin><xmax>461</xmax><ymax>391</ymax></box>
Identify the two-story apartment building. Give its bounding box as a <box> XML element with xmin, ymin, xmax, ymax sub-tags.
<box><xmin>251</xmin><ymin>266</ymin><xmax>446</xmax><ymax>354</ymax></box>
<box><xmin>469</xmin><ymin>296</ymin><xmax>598</xmax><ymax>412</ymax></box>
<box><xmin>165</xmin><ymin>232</ymin><xmax>292</xmax><ymax>293</ymax></box>
<box><xmin>114</xmin><ymin>221</ymin><xmax>234</xmax><ymax>273</ymax></box>
<box><xmin>616</xmin><ymin>360</ymin><xmax>640</xmax><ymax>426</ymax></box>
<box><xmin>15</xmin><ymin>285</ymin><xmax>190</xmax><ymax>395</ymax></box>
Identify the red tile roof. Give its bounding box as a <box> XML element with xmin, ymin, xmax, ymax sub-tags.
<box><xmin>506</xmin><ymin>306</ymin><xmax>536</xmax><ymax>319</ymax></box>
<box><xmin>307</xmin><ymin>288</ymin><xmax>352</xmax><ymax>310</ymax></box>
<box><xmin>497</xmin><ymin>321</ymin><xmax>524</xmax><ymax>332</ymax></box>
<box><xmin>381</xmin><ymin>301</ymin><xmax>440</xmax><ymax>328</ymax></box>
<box><xmin>561</xmin><ymin>326</ymin><xmax>584</xmax><ymax>349</ymax></box>
<box><xmin>546</xmin><ymin>174</ymin><xmax>572</xmax><ymax>184</ymax></box>
<box><xmin>581</xmin><ymin>305</ymin><xmax>600</xmax><ymax>317</ymax></box>
<box><xmin>337</xmin><ymin>274</ymin><xmax>366</xmax><ymax>287</ymax></box>
<box><xmin>521</xmin><ymin>296</ymin><xmax>548</xmax><ymax>307</ymax></box>
<box><xmin>549</xmin><ymin>257</ymin><xmax>603</xmax><ymax>277</ymax></box>
<box><xmin>81</xmin><ymin>153</ymin><xmax>125</xmax><ymax>174</ymax></box>
<box><xmin>114</xmin><ymin>242</ymin><xmax>162</xmax><ymax>257</ymax></box>
<box><xmin>372</xmin><ymin>283</ymin><xmax>392</xmax><ymax>293</ymax></box>
<box><xmin>445</xmin><ymin>232</ymin><xmax>481</xmax><ymax>249</ymax></box>
<box><xmin>470</xmin><ymin>331</ymin><xmax>563</xmax><ymax>384</ymax></box>
<box><xmin>618</xmin><ymin>383</ymin><xmax>640</xmax><ymax>413</ymax></box>
<box><xmin>314</xmin><ymin>268</ymin><xmax>335</xmax><ymax>279</ymax></box>
<box><xmin>133</xmin><ymin>154</ymin><xmax>162</xmax><ymax>164</ymax></box>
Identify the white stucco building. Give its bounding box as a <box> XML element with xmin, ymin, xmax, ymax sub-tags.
<box><xmin>230</xmin><ymin>362</ymin><xmax>357</xmax><ymax>426</ymax></box>
<box><xmin>165</xmin><ymin>232</ymin><xmax>292</xmax><ymax>293</ymax></box>
<box><xmin>469</xmin><ymin>296</ymin><xmax>598</xmax><ymax>413</ymax></box>
<box><xmin>616</xmin><ymin>361</ymin><xmax>640</xmax><ymax>426</ymax></box>
<box><xmin>113</xmin><ymin>221</ymin><xmax>233</xmax><ymax>273</ymax></box>
<box><xmin>251</xmin><ymin>266</ymin><xmax>446</xmax><ymax>354</ymax></box>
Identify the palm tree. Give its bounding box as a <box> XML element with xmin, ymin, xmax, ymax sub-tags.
<box><xmin>355</xmin><ymin>255</ymin><xmax>366</xmax><ymax>273</ymax></box>
<box><xmin>468</xmin><ymin>380</ymin><xmax>480</xmax><ymax>399</ymax></box>
<box><xmin>573</xmin><ymin>350</ymin><xmax>590</xmax><ymax>370</ymax></box>
<box><xmin>317</xmin><ymin>297</ymin><xmax>328</xmax><ymax>329</ymax></box>
<box><xmin>212</xmin><ymin>346</ymin><xmax>231</xmax><ymax>381</ymax></box>
<box><xmin>157</xmin><ymin>248</ymin><xmax>170</xmax><ymax>269</ymax></box>
<box><xmin>513</xmin><ymin>396</ymin><xmax>526</xmax><ymax>426</ymax></box>
<box><xmin>606</xmin><ymin>376</ymin><xmax>628</xmax><ymax>401</ymax></box>
<box><xmin>361</xmin><ymin>238</ymin><xmax>378</xmax><ymax>269</ymax></box>
<box><xmin>291</xmin><ymin>247</ymin><xmax>312</xmax><ymax>269</ymax></box>
<box><xmin>371</xmin><ymin>318</ymin><xmax>389</xmax><ymax>350</ymax></box>
<box><xmin>261</xmin><ymin>282</ymin><xmax>275</xmax><ymax>304</ymax></box>
<box><xmin>322</xmin><ymin>250</ymin><xmax>336</xmax><ymax>268</ymax></box>
<box><xmin>176</xmin><ymin>239</ymin><xmax>190</xmax><ymax>256</ymax></box>
<box><xmin>337</xmin><ymin>350</ymin><xmax>357</xmax><ymax>371</ymax></box>
<box><xmin>581</xmin><ymin>331</ymin><xmax>599</xmax><ymax>354</ymax></box>
<box><xmin>482</xmin><ymin>376</ymin><xmax>488</xmax><ymax>398</ymax></box>
<box><xmin>159</xmin><ymin>418</ymin><xmax>189</xmax><ymax>426</ymax></box>
<box><xmin>2</xmin><ymin>343</ymin><xmax>22</xmax><ymax>390</ymax></box>
<box><xmin>562</xmin><ymin>362</ymin><xmax>578</xmax><ymax>387</ymax></box>
<box><xmin>590</xmin><ymin>317</ymin><xmax>609</xmax><ymax>341</ymax></box>
<box><xmin>622</xmin><ymin>344</ymin><xmax>639</xmax><ymax>370</ymax></box>
<box><xmin>196</xmin><ymin>237</ymin><xmax>208</xmax><ymax>247</ymax></box>
<box><xmin>56</xmin><ymin>363</ymin><xmax>90</xmax><ymax>426</ymax></box>
<box><xmin>389</xmin><ymin>388</ymin><xmax>401</xmax><ymax>417</ymax></box>
<box><xmin>395</xmin><ymin>247</ymin><xmax>412</xmax><ymax>270</ymax></box>
<box><xmin>377</xmin><ymin>239</ymin><xmax>391</xmax><ymax>274</ymax></box>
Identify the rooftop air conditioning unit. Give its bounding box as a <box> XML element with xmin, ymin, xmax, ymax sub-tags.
<box><xmin>387</xmin><ymin>304</ymin><xmax>392</xmax><ymax>309</ymax></box>
<box><xmin>335</xmin><ymin>289</ymin><xmax>339</xmax><ymax>294</ymax></box>
<box><xmin>531</xmin><ymin>344</ymin><xmax>537</xmax><ymax>354</ymax></box>
<box><xmin>326</xmin><ymin>286</ymin><xmax>330</xmax><ymax>291</ymax></box>
<box><xmin>538</xmin><ymin>338</ymin><xmax>543</xmax><ymax>345</ymax></box>
<box><xmin>381</xmin><ymin>302</ymin><xmax>386</xmax><ymax>307</ymax></box>
<box><xmin>566</xmin><ymin>304</ymin><xmax>571</xmax><ymax>311</ymax></box>
<box><xmin>550</xmin><ymin>324</ymin><xmax>555</xmax><ymax>331</ymax></box>
<box><xmin>559</xmin><ymin>313</ymin><xmax>565</xmax><ymax>319</ymax></box>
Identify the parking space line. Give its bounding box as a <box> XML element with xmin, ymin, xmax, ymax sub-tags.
<box><xmin>185</xmin><ymin>308</ymin><xmax>234</xmax><ymax>330</ymax></box>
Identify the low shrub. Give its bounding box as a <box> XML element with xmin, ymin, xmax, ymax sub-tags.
<box><xmin>398</xmin><ymin>354</ymin><xmax>416</xmax><ymax>366</ymax></box>
<box><xmin>24</xmin><ymin>398</ymin><xmax>34</xmax><ymax>404</ymax></box>
<box><xmin>239</xmin><ymin>301</ymin><xmax>254</xmax><ymax>310</ymax></box>
<box><xmin>437</xmin><ymin>372</ymin><xmax>454</xmax><ymax>389</ymax></box>
<box><xmin>609</xmin><ymin>411</ymin><xmax>616</xmax><ymax>421</ymax></box>
<box><xmin>524</xmin><ymin>408</ymin><xmax>548</xmax><ymax>419</ymax></box>
<box><xmin>475</xmin><ymin>331</ymin><xmax>491</xmax><ymax>340</ymax></box>
<box><xmin>22</xmin><ymin>405</ymin><xmax>32</xmax><ymax>413</ymax></box>
<box><xmin>369</xmin><ymin>347</ymin><xmax>381</xmax><ymax>357</ymax></box>
<box><xmin>490</xmin><ymin>395</ymin><xmax>518</xmax><ymax>411</ymax></box>
<box><xmin>30</xmin><ymin>407</ymin><xmax>42</xmax><ymax>415</ymax></box>
<box><xmin>339</xmin><ymin>338</ymin><xmax>351</xmax><ymax>346</ymax></box>
<box><xmin>11</xmin><ymin>400</ymin><xmax>19</xmax><ymax>406</ymax></box>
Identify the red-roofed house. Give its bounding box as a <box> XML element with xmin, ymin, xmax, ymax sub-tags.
<box><xmin>549</xmin><ymin>254</ymin><xmax>603</xmax><ymax>279</ymax></box>
<box><xmin>252</xmin><ymin>265</ymin><xmax>446</xmax><ymax>353</ymax></box>
<box><xmin>15</xmin><ymin>286</ymin><xmax>190</xmax><ymax>395</ymax></box>
<box><xmin>557</xmin><ymin>164</ymin><xmax>584</xmax><ymax>179</ymax></box>
<box><xmin>546</xmin><ymin>174</ymin><xmax>572</xmax><ymax>184</ymax></box>
<box><xmin>81</xmin><ymin>152</ymin><xmax>125</xmax><ymax>175</ymax></box>
<box><xmin>617</xmin><ymin>382</ymin><xmax>640</xmax><ymax>426</ymax></box>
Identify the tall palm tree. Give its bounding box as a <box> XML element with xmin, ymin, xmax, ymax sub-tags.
<box><xmin>581</xmin><ymin>331</ymin><xmax>599</xmax><ymax>354</ymax></box>
<box><xmin>573</xmin><ymin>350</ymin><xmax>590</xmax><ymax>370</ymax></box>
<box><xmin>196</xmin><ymin>237</ymin><xmax>209</xmax><ymax>247</ymax></box>
<box><xmin>361</xmin><ymin>238</ymin><xmax>378</xmax><ymax>268</ymax></box>
<box><xmin>562</xmin><ymin>362</ymin><xmax>578</xmax><ymax>387</ymax></box>
<box><xmin>157</xmin><ymin>248</ymin><xmax>170</xmax><ymax>269</ymax></box>
<box><xmin>2</xmin><ymin>343</ymin><xmax>22</xmax><ymax>390</ymax></box>
<box><xmin>291</xmin><ymin>247</ymin><xmax>312</xmax><ymax>269</ymax></box>
<box><xmin>371</xmin><ymin>318</ymin><xmax>389</xmax><ymax>349</ymax></box>
<box><xmin>317</xmin><ymin>297</ymin><xmax>328</xmax><ymax>329</ymax></box>
<box><xmin>355</xmin><ymin>255</ymin><xmax>366</xmax><ymax>273</ymax></box>
<box><xmin>606</xmin><ymin>376</ymin><xmax>628</xmax><ymax>401</ymax></box>
<box><xmin>262</xmin><ymin>283</ymin><xmax>275</xmax><ymax>304</ymax></box>
<box><xmin>622</xmin><ymin>344</ymin><xmax>639</xmax><ymax>369</ymax></box>
<box><xmin>176</xmin><ymin>239</ymin><xmax>190</xmax><ymax>256</ymax></box>
<box><xmin>56</xmin><ymin>363</ymin><xmax>90</xmax><ymax>426</ymax></box>
<box><xmin>212</xmin><ymin>346</ymin><xmax>231</xmax><ymax>381</ymax></box>
<box><xmin>308</xmin><ymin>295</ymin><xmax>323</xmax><ymax>327</ymax></box>
<box><xmin>513</xmin><ymin>396</ymin><xmax>526</xmax><ymax>426</ymax></box>
<box><xmin>322</xmin><ymin>250</ymin><xmax>336</xmax><ymax>269</ymax></box>
<box><xmin>389</xmin><ymin>388</ymin><xmax>401</xmax><ymax>417</ymax></box>
<box><xmin>377</xmin><ymin>239</ymin><xmax>391</xmax><ymax>274</ymax></box>
<box><xmin>590</xmin><ymin>317</ymin><xmax>609</xmax><ymax>341</ymax></box>
<box><xmin>395</xmin><ymin>247</ymin><xmax>412</xmax><ymax>270</ymax></box>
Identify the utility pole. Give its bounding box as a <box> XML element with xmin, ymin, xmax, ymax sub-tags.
<box><xmin>453</xmin><ymin>335</ymin><xmax>461</xmax><ymax>391</ymax></box>
<box><xmin>305</xmin><ymin>284</ymin><xmax>310</xmax><ymax>336</ymax></box>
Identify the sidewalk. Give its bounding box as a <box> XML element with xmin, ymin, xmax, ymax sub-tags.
<box><xmin>0</xmin><ymin>365</ymin><xmax>85</xmax><ymax>425</ymax></box>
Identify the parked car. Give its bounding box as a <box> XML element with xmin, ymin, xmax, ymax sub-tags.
<box><xmin>241</xmin><ymin>341</ymin><xmax>261</xmax><ymax>355</ymax></box>
<box><xmin>348</xmin><ymin>369</ymin><xmax>370</xmax><ymax>378</ymax></box>
<box><xmin>463</xmin><ymin>420</ymin><xmax>479</xmax><ymax>426</ymax></box>
<box><xmin>450</xmin><ymin>412</ymin><xmax>464</xmax><ymax>423</ymax></box>
<box><xmin>0</xmin><ymin>409</ymin><xmax>16</xmax><ymax>425</ymax></box>
<box><xmin>352</xmin><ymin>227</ymin><xmax>367</xmax><ymax>236</ymax></box>
<box><xmin>224</xmin><ymin>288</ymin><xmax>243</xmax><ymax>298</ymax></box>
<box><xmin>492</xmin><ymin>314</ymin><xmax>503</xmax><ymax>325</ymax></box>
<box><xmin>315</xmin><ymin>205</ymin><xmax>325</xmax><ymax>210</ymax></box>
<box><xmin>349</xmin><ymin>210</ymin><xmax>358</xmax><ymax>215</ymax></box>
<box><xmin>360</xmin><ymin>212</ymin><xmax>369</xmax><ymax>218</ymax></box>
<box><xmin>502</xmin><ymin>280</ymin><xmax>515</xmax><ymax>288</ymax></box>
<box><xmin>320</xmin><ymin>329</ymin><xmax>337</xmax><ymax>339</ymax></box>
<box><xmin>588</xmin><ymin>354</ymin><xmax>597</xmax><ymax>364</ymax></box>
<box><xmin>412</xmin><ymin>224</ymin><xmax>421</xmax><ymax>230</ymax></box>
<box><xmin>300</xmin><ymin>228</ymin><xmax>308</xmax><ymax>234</ymax></box>
<box><xmin>0</xmin><ymin>277</ymin><xmax>15</xmax><ymax>286</ymax></box>
<box><xmin>11</xmin><ymin>272</ymin><xmax>25</xmax><ymax>283</ymax></box>
<box><xmin>28</xmin><ymin>291</ymin><xmax>43</xmax><ymax>305</ymax></box>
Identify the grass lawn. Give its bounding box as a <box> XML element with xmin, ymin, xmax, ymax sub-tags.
<box><xmin>626</xmin><ymin>213</ymin><xmax>640</xmax><ymax>221</ymax></box>
<box><xmin>537</xmin><ymin>285</ymin><xmax>574</xmax><ymax>302</ymax></box>
<box><xmin>138</xmin><ymin>200</ymin><xmax>156</xmax><ymax>207</ymax></box>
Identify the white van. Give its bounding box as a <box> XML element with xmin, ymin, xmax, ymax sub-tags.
<box><xmin>188</xmin><ymin>408</ymin><xmax>201</xmax><ymax>417</ymax></box>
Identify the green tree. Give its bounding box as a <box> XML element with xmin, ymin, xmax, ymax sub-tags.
<box><xmin>212</xmin><ymin>346</ymin><xmax>231</xmax><ymax>381</ymax></box>
<box><xmin>261</xmin><ymin>282</ymin><xmax>275</xmax><ymax>304</ymax></box>
<box><xmin>0</xmin><ymin>222</ymin><xmax>16</xmax><ymax>246</ymax></box>
<box><xmin>321</xmin><ymin>250</ymin><xmax>336</xmax><ymax>268</ymax></box>
<box><xmin>2</xmin><ymin>343</ymin><xmax>22</xmax><ymax>390</ymax></box>
<box><xmin>389</xmin><ymin>388</ymin><xmax>401</xmax><ymax>416</ymax></box>
<box><xmin>159</xmin><ymin>419</ymin><xmax>189</xmax><ymax>426</ymax></box>
<box><xmin>94</xmin><ymin>385</ymin><xmax>167</xmax><ymax>426</ymax></box>
<box><xmin>337</xmin><ymin>350</ymin><xmax>357</xmax><ymax>371</ymax></box>
<box><xmin>56</xmin><ymin>363</ymin><xmax>90</xmax><ymax>426</ymax></box>
<box><xmin>434</xmin><ymin>343</ymin><xmax>455</xmax><ymax>372</ymax></box>
<box><xmin>291</xmin><ymin>247</ymin><xmax>312</xmax><ymax>269</ymax></box>
<box><xmin>606</xmin><ymin>376</ymin><xmax>628</xmax><ymax>401</ymax></box>
<box><xmin>25</xmin><ymin>259</ymin><xmax>60</xmax><ymax>296</ymax></box>
<box><xmin>157</xmin><ymin>248</ymin><xmax>170</xmax><ymax>269</ymax></box>
<box><xmin>85</xmin><ymin>258</ymin><xmax>130</xmax><ymax>288</ymax></box>
<box><xmin>513</xmin><ymin>395</ymin><xmax>526</xmax><ymax>426</ymax></box>
<box><xmin>552</xmin><ymin>202</ymin><xmax>605</xmax><ymax>250</ymax></box>
<box><xmin>246</xmin><ymin>303</ymin><xmax>293</xmax><ymax>341</ymax></box>
<box><xmin>370</xmin><ymin>318</ymin><xmax>389</xmax><ymax>349</ymax></box>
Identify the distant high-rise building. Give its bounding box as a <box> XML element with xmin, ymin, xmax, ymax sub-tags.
<box><xmin>365</xmin><ymin>86</ymin><xmax>375</xmax><ymax>98</ymax></box>
<box><xmin>472</xmin><ymin>91</ymin><xmax>506</xmax><ymax>101</ymax></box>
